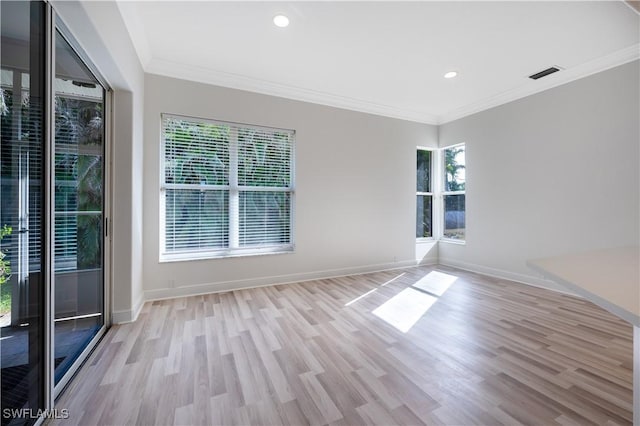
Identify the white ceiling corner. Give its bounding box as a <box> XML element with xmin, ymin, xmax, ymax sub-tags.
<box><xmin>117</xmin><ymin>1</ymin><xmax>640</xmax><ymax>126</ymax></box>
<box><xmin>144</xmin><ymin>56</ymin><xmax>440</xmax><ymax>125</ymax></box>
<box><xmin>439</xmin><ymin>43</ymin><xmax>640</xmax><ymax>124</ymax></box>
<box><xmin>116</xmin><ymin>0</ymin><xmax>152</xmax><ymax>69</ymax></box>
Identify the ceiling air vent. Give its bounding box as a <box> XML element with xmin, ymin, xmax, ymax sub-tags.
<box><xmin>529</xmin><ymin>66</ymin><xmax>561</xmax><ymax>80</ymax></box>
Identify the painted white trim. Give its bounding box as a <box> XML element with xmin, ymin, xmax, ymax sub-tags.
<box><xmin>440</xmin><ymin>143</ymin><xmax>466</xmax><ymax>242</ymax></box>
<box><xmin>111</xmin><ymin>309</ymin><xmax>130</xmax><ymax>324</ymax></box>
<box><xmin>143</xmin><ymin>45</ymin><xmax>639</xmax><ymax>127</ymax></box>
<box><xmin>417</xmin><ymin>254</ymin><xmax>439</xmax><ymax>266</ymax></box>
<box><xmin>111</xmin><ymin>293</ymin><xmax>144</xmax><ymax>324</ymax></box>
<box><xmin>134</xmin><ymin>255</ymin><xmax>578</xmax><ymax>322</ymax></box>
<box><xmin>144</xmin><ymin>258</ymin><xmax>436</xmax><ymax>302</ymax></box>
<box><xmin>416</xmin><ymin>147</ymin><xmax>435</xmax><ymax>239</ymax></box>
<box><xmin>159</xmin><ymin>114</ymin><xmax>295</xmax><ymax>262</ymax></box>
<box><xmin>439</xmin><ymin>239</ymin><xmax>466</xmax><ymax>246</ymax></box>
<box><xmin>119</xmin><ymin>0</ymin><xmax>638</xmax><ymax>128</ymax></box>
<box><xmin>145</xmin><ymin>58</ymin><xmax>439</xmax><ymax>125</ymax></box>
<box><xmin>439</xmin><ymin>44</ymin><xmax>640</xmax><ymax>124</ymax></box>
<box><xmin>133</xmin><ymin>292</ymin><xmax>144</xmax><ymax>321</ymax></box>
<box><xmin>438</xmin><ymin>256</ymin><xmax>576</xmax><ymax>296</ymax></box>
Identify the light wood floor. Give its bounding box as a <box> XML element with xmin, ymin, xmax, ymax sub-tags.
<box><xmin>51</xmin><ymin>265</ymin><xmax>633</xmax><ymax>426</ymax></box>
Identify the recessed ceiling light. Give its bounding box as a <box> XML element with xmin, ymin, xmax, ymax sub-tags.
<box><xmin>444</xmin><ymin>71</ymin><xmax>458</xmax><ymax>79</ymax></box>
<box><xmin>273</xmin><ymin>15</ymin><xmax>290</xmax><ymax>28</ymax></box>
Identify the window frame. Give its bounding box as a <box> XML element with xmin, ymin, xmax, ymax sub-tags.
<box><xmin>441</xmin><ymin>142</ymin><xmax>466</xmax><ymax>243</ymax></box>
<box><xmin>159</xmin><ymin>113</ymin><xmax>296</xmax><ymax>262</ymax></box>
<box><xmin>416</xmin><ymin>147</ymin><xmax>435</xmax><ymax>242</ymax></box>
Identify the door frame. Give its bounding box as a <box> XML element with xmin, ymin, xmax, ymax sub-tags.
<box><xmin>44</xmin><ymin>5</ymin><xmax>113</xmax><ymax>406</ymax></box>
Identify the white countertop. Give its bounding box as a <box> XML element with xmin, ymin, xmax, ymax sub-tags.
<box><xmin>528</xmin><ymin>246</ymin><xmax>640</xmax><ymax>327</ymax></box>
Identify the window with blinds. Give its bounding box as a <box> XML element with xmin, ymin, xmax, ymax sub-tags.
<box><xmin>161</xmin><ymin>114</ymin><xmax>295</xmax><ymax>260</ymax></box>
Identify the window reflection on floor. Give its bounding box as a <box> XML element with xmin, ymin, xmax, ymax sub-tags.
<box><xmin>373</xmin><ymin>287</ymin><xmax>438</xmax><ymax>333</ymax></box>
<box><xmin>344</xmin><ymin>273</ymin><xmax>405</xmax><ymax>307</ymax></box>
<box><xmin>371</xmin><ymin>270</ymin><xmax>458</xmax><ymax>333</ymax></box>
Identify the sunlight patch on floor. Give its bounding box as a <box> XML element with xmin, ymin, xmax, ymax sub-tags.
<box><xmin>344</xmin><ymin>273</ymin><xmax>406</xmax><ymax>306</ymax></box>
<box><xmin>371</xmin><ymin>270</ymin><xmax>459</xmax><ymax>332</ymax></box>
<box><xmin>412</xmin><ymin>271</ymin><xmax>458</xmax><ymax>296</ymax></box>
<box><xmin>372</xmin><ymin>287</ymin><xmax>437</xmax><ymax>333</ymax></box>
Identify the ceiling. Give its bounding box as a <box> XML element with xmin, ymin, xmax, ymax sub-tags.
<box><xmin>116</xmin><ymin>1</ymin><xmax>640</xmax><ymax>125</ymax></box>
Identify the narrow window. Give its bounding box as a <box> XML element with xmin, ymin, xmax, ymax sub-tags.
<box><xmin>416</xmin><ymin>149</ymin><xmax>433</xmax><ymax>239</ymax></box>
<box><xmin>443</xmin><ymin>144</ymin><xmax>465</xmax><ymax>240</ymax></box>
<box><xmin>161</xmin><ymin>114</ymin><xmax>294</xmax><ymax>260</ymax></box>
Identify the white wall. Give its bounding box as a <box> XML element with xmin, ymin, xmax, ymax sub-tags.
<box><xmin>438</xmin><ymin>60</ymin><xmax>640</xmax><ymax>289</ymax></box>
<box><xmin>143</xmin><ymin>74</ymin><xmax>438</xmax><ymax>300</ymax></box>
<box><xmin>53</xmin><ymin>1</ymin><xmax>145</xmax><ymax>322</ymax></box>
<box><xmin>53</xmin><ymin>2</ymin><xmax>640</xmax><ymax>314</ymax></box>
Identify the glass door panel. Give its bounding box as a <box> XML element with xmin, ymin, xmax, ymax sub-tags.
<box><xmin>53</xmin><ymin>30</ymin><xmax>105</xmax><ymax>384</ymax></box>
<box><xmin>1</xmin><ymin>3</ymin><xmax>109</xmax><ymax>423</ymax></box>
<box><xmin>0</xmin><ymin>2</ymin><xmax>47</xmax><ymax>425</ymax></box>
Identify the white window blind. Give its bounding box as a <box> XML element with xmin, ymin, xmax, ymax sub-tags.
<box><xmin>54</xmin><ymin>95</ymin><xmax>104</xmax><ymax>271</ymax></box>
<box><xmin>161</xmin><ymin>114</ymin><xmax>294</xmax><ymax>260</ymax></box>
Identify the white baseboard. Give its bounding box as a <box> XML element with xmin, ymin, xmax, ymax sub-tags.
<box><xmin>420</xmin><ymin>256</ymin><xmax>438</xmax><ymax>265</ymax></box>
<box><xmin>418</xmin><ymin>255</ymin><xmax>438</xmax><ymax>266</ymax></box>
<box><xmin>121</xmin><ymin>254</ymin><xmax>576</xmax><ymax>321</ymax></box>
<box><xmin>111</xmin><ymin>309</ymin><xmax>132</xmax><ymax>324</ymax></box>
<box><xmin>132</xmin><ymin>292</ymin><xmax>144</xmax><ymax>321</ymax></box>
<box><xmin>144</xmin><ymin>258</ymin><xmax>437</xmax><ymax>302</ymax></box>
<box><xmin>111</xmin><ymin>293</ymin><xmax>145</xmax><ymax>324</ymax></box>
<box><xmin>438</xmin><ymin>257</ymin><xmax>577</xmax><ymax>296</ymax></box>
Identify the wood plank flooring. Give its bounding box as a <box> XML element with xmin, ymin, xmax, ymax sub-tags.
<box><xmin>51</xmin><ymin>265</ymin><xmax>633</xmax><ymax>425</ymax></box>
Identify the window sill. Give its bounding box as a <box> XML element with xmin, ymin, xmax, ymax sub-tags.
<box><xmin>439</xmin><ymin>238</ymin><xmax>466</xmax><ymax>246</ymax></box>
<box><xmin>416</xmin><ymin>238</ymin><xmax>436</xmax><ymax>244</ymax></box>
<box><xmin>160</xmin><ymin>246</ymin><xmax>295</xmax><ymax>263</ymax></box>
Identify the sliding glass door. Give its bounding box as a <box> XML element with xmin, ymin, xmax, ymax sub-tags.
<box><xmin>1</xmin><ymin>2</ymin><xmax>47</xmax><ymax>424</ymax></box>
<box><xmin>53</xmin><ymin>29</ymin><xmax>106</xmax><ymax>386</ymax></box>
<box><xmin>1</xmin><ymin>2</ymin><xmax>109</xmax><ymax>424</ymax></box>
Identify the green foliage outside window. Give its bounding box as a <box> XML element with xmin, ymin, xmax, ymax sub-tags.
<box><xmin>443</xmin><ymin>145</ymin><xmax>466</xmax><ymax>240</ymax></box>
<box><xmin>0</xmin><ymin>225</ymin><xmax>12</xmax><ymax>285</ymax></box>
<box><xmin>163</xmin><ymin>117</ymin><xmax>293</xmax><ymax>253</ymax></box>
<box><xmin>445</xmin><ymin>146</ymin><xmax>465</xmax><ymax>192</ymax></box>
<box><xmin>0</xmin><ymin>225</ymin><xmax>12</xmax><ymax>314</ymax></box>
<box><xmin>55</xmin><ymin>96</ymin><xmax>104</xmax><ymax>270</ymax></box>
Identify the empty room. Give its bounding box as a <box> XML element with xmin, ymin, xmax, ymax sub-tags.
<box><xmin>0</xmin><ymin>1</ymin><xmax>639</xmax><ymax>425</ymax></box>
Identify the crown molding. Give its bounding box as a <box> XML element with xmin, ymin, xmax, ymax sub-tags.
<box><xmin>145</xmin><ymin>57</ymin><xmax>439</xmax><ymax>125</ymax></box>
<box><xmin>438</xmin><ymin>43</ymin><xmax>640</xmax><ymax>125</ymax></box>
<box><xmin>139</xmin><ymin>40</ymin><xmax>637</xmax><ymax>127</ymax></box>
